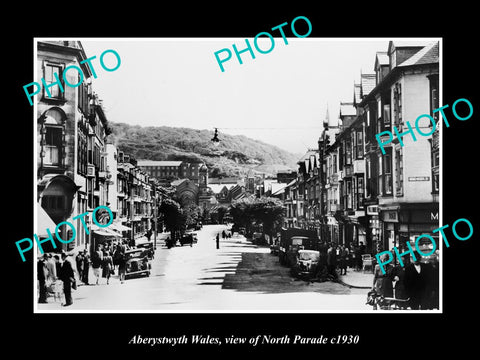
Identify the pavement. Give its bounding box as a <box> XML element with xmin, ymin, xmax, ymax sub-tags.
<box><xmin>337</xmin><ymin>268</ymin><xmax>374</xmax><ymax>289</ymax></box>
<box><xmin>36</xmin><ymin>227</ymin><xmax>373</xmax><ymax>311</ymax></box>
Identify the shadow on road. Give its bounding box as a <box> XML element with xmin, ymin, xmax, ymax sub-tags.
<box><xmin>217</xmin><ymin>251</ymin><xmax>352</xmax><ymax>295</ymax></box>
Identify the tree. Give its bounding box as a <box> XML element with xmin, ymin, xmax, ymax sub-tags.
<box><xmin>183</xmin><ymin>203</ymin><xmax>201</xmax><ymax>228</ymax></box>
<box><xmin>251</xmin><ymin>197</ymin><xmax>284</xmax><ymax>243</ymax></box>
<box><xmin>229</xmin><ymin>196</ymin><xmax>284</xmax><ymax>241</ymax></box>
<box><xmin>158</xmin><ymin>198</ymin><xmax>184</xmax><ymax>241</ymax></box>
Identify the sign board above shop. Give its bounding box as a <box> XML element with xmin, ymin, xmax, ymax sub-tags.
<box><xmin>408</xmin><ymin>176</ymin><xmax>430</xmax><ymax>182</ymax></box>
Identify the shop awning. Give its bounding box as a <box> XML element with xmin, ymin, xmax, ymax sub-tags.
<box><xmin>93</xmin><ymin>229</ymin><xmax>116</xmax><ymax>237</ymax></box>
<box><xmin>110</xmin><ymin>222</ymin><xmax>132</xmax><ymax>231</ymax></box>
<box><xmin>91</xmin><ymin>224</ymin><xmax>122</xmax><ymax>237</ymax></box>
<box><xmin>37</xmin><ymin>203</ymin><xmax>57</xmax><ymax>237</ymax></box>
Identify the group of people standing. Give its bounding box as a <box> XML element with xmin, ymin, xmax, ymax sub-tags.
<box><xmin>316</xmin><ymin>242</ymin><xmax>367</xmax><ymax>279</ymax></box>
<box><xmin>37</xmin><ymin>240</ymin><xmax>130</xmax><ymax>306</ymax></box>
<box><xmin>37</xmin><ymin>251</ymin><xmax>75</xmax><ymax>307</ymax></box>
<box><xmin>372</xmin><ymin>251</ymin><xmax>439</xmax><ymax>310</ymax></box>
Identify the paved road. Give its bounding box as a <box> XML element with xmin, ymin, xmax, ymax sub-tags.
<box><xmin>37</xmin><ymin>224</ymin><xmax>370</xmax><ymax>312</ymax></box>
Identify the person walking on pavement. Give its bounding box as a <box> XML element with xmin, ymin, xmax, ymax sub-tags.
<box><xmin>326</xmin><ymin>243</ymin><xmax>337</xmax><ymax>277</ymax></box>
<box><xmin>75</xmin><ymin>251</ymin><xmax>84</xmax><ymax>283</ymax></box>
<box><xmin>37</xmin><ymin>255</ymin><xmax>48</xmax><ymax>303</ymax></box>
<box><xmin>91</xmin><ymin>245</ymin><xmax>103</xmax><ymax>285</ymax></box>
<box><xmin>82</xmin><ymin>250</ymin><xmax>90</xmax><ymax>285</ymax></box>
<box><xmin>216</xmin><ymin>233</ymin><xmax>220</xmax><ymax>249</ymax></box>
<box><xmin>117</xmin><ymin>242</ymin><xmax>127</xmax><ymax>284</ymax></box>
<box><xmin>102</xmin><ymin>250</ymin><xmax>114</xmax><ymax>285</ymax></box>
<box><xmin>338</xmin><ymin>245</ymin><xmax>348</xmax><ymax>275</ymax></box>
<box><xmin>59</xmin><ymin>252</ymin><xmax>75</xmax><ymax>307</ymax></box>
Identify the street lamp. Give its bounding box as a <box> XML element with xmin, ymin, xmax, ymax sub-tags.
<box><xmin>211</xmin><ymin>128</ymin><xmax>220</xmax><ymax>147</ymax></box>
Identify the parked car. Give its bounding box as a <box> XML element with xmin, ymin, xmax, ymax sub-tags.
<box><xmin>291</xmin><ymin>249</ymin><xmax>320</xmax><ymax>279</ymax></box>
<box><xmin>179</xmin><ymin>232</ymin><xmax>198</xmax><ymax>246</ymax></box>
<box><xmin>125</xmin><ymin>248</ymin><xmax>151</xmax><ymax>278</ymax></box>
<box><xmin>135</xmin><ymin>240</ymin><xmax>154</xmax><ymax>259</ymax></box>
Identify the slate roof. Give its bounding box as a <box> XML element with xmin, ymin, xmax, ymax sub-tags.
<box><xmin>398</xmin><ymin>41</ymin><xmax>439</xmax><ymax>67</ymax></box>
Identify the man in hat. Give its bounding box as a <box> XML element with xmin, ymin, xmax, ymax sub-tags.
<box><xmin>37</xmin><ymin>255</ymin><xmax>48</xmax><ymax>303</ymax></box>
<box><xmin>59</xmin><ymin>252</ymin><xmax>75</xmax><ymax>306</ymax></box>
<box><xmin>404</xmin><ymin>251</ymin><xmax>434</xmax><ymax>310</ymax></box>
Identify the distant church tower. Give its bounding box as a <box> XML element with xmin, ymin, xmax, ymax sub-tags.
<box><xmin>198</xmin><ymin>163</ymin><xmax>211</xmax><ymax>210</ymax></box>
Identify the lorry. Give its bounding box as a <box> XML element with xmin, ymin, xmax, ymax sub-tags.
<box><xmin>278</xmin><ymin>228</ymin><xmax>319</xmax><ymax>267</ymax></box>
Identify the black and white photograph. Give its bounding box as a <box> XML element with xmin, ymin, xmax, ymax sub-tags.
<box><xmin>7</xmin><ymin>6</ymin><xmax>479</xmax><ymax>356</ymax></box>
<box><xmin>31</xmin><ymin>37</ymin><xmax>441</xmax><ymax>312</ymax></box>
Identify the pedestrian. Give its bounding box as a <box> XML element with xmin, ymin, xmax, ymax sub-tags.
<box><xmin>91</xmin><ymin>245</ymin><xmax>103</xmax><ymax>285</ymax></box>
<box><xmin>37</xmin><ymin>255</ymin><xmax>48</xmax><ymax>304</ymax></box>
<box><xmin>102</xmin><ymin>250</ymin><xmax>114</xmax><ymax>285</ymax></box>
<box><xmin>222</xmin><ymin>230</ymin><xmax>226</xmax><ymax>239</ymax></box>
<box><xmin>216</xmin><ymin>233</ymin><xmax>220</xmax><ymax>249</ymax></box>
<box><xmin>404</xmin><ymin>252</ymin><xmax>434</xmax><ymax>310</ymax></box>
<box><xmin>146</xmin><ymin>229</ymin><xmax>152</xmax><ymax>241</ymax></box>
<box><xmin>326</xmin><ymin>243</ymin><xmax>337</xmax><ymax>277</ymax></box>
<box><xmin>53</xmin><ymin>255</ymin><xmax>61</xmax><ymax>276</ymax></box>
<box><xmin>354</xmin><ymin>245</ymin><xmax>362</xmax><ymax>271</ymax></box>
<box><xmin>372</xmin><ymin>254</ymin><xmax>394</xmax><ymax>310</ymax></box>
<box><xmin>75</xmin><ymin>251</ymin><xmax>84</xmax><ymax>282</ymax></box>
<box><xmin>117</xmin><ymin>243</ymin><xmax>127</xmax><ymax>284</ymax></box>
<box><xmin>59</xmin><ymin>252</ymin><xmax>75</xmax><ymax>307</ymax></box>
<box><xmin>391</xmin><ymin>264</ymin><xmax>408</xmax><ymax>309</ymax></box>
<box><xmin>82</xmin><ymin>250</ymin><xmax>90</xmax><ymax>285</ymax></box>
<box><xmin>358</xmin><ymin>241</ymin><xmax>366</xmax><ymax>270</ymax></box>
<box><xmin>45</xmin><ymin>253</ymin><xmax>57</xmax><ymax>283</ymax></box>
<box><xmin>338</xmin><ymin>245</ymin><xmax>348</xmax><ymax>275</ymax></box>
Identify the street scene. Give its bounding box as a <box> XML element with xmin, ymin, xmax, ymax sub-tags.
<box><xmin>38</xmin><ymin>224</ymin><xmax>370</xmax><ymax>311</ymax></box>
<box><xmin>34</xmin><ymin>38</ymin><xmax>440</xmax><ymax>312</ymax></box>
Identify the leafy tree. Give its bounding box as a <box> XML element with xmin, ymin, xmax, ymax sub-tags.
<box><xmin>158</xmin><ymin>198</ymin><xmax>185</xmax><ymax>240</ymax></box>
<box><xmin>229</xmin><ymin>196</ymin><xmax>284</xmax><ymax>240</ymax></box>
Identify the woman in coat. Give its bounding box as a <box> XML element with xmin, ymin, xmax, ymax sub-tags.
<box><xmin>101</xmin><ymin>250</ymin><xmax>114</xmax><ymax>285</ymax></box>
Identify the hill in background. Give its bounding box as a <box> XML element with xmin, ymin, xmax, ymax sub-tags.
<box><xmin>108</xmin><ymin>122</ymin><xmax>301</xmax><ymax>178</ymax></box>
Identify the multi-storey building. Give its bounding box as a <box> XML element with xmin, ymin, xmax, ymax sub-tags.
<box><xmin>137</xmin><ymin>160</ymin><xmax>203</xmax><ymax>186</ymax></box>
<box><xmin>281</xmin><ymin>40</ymin><xmax>440</xmax><ymax>260</ymax></box>
<box><xmin>360</xmin><ymin>40</ymin><xmax>440</xmax><ymax>255</ymax></box>
<box><xmin>36</xmin><ymin>40</ymin><xmax>112</xmax><ymax>254</ymax></box>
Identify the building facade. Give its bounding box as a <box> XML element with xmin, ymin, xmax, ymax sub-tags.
<box><xmin>36</xmin><ymin>40</ymin><xmax>113</xmax><ymax>254</ymax></box>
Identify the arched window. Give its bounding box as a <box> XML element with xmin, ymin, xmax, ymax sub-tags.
<box><xmin>40</xmin><ymin>108</ymin><xmax>66</xmax><ymax>166</ymax></box>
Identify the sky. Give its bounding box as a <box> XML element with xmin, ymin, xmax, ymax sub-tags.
<box><xmin>80</xmin><ymin>38</ymin><xmax>393</xmax><ymax>155</ymax></box>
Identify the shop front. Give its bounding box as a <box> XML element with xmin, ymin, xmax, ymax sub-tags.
<box><xmin>380</xmin><ymin>202</ymin><xmax>439</xmax><ymax>265</ymax></box>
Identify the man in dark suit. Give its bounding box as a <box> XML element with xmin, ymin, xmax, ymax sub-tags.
<box><xmin>37</xmin><ymin>256</ymin><xmax>48</xmax><ymax>303</ymax></box>
<box><xmin>404</xmin><ymin>251</ymin><xmax>434</xmax><ymax>310</ymax></box>
<box><xmin>59</xmin><ymin>252</ymin><xmax>75</xmax><ymax>306</ymax></box>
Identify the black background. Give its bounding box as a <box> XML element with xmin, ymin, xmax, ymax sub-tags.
<box><xmin>7</xmin><ymin>3</ymin><xmax>478</xmax><ymax>356</ymax></box>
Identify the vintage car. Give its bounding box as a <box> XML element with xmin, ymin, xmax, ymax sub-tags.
<box><xmin>135</xmin><ymin>239</ymin><xmax>155</xmax><ymax>259</ymax></box>
<box><xmin>291</xmin><ymin>249</ymin><xmax>320</xmax><ymax>279</ymax></box>
<box><xmin>125</xmin><ymin>248</ymin><xmax>151</xmax><ymax>278</ymax></box>
<box><xmin>179</xmin><ymin>231</ymin><xmax>198</xmax><ymax>246</ymax></box>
